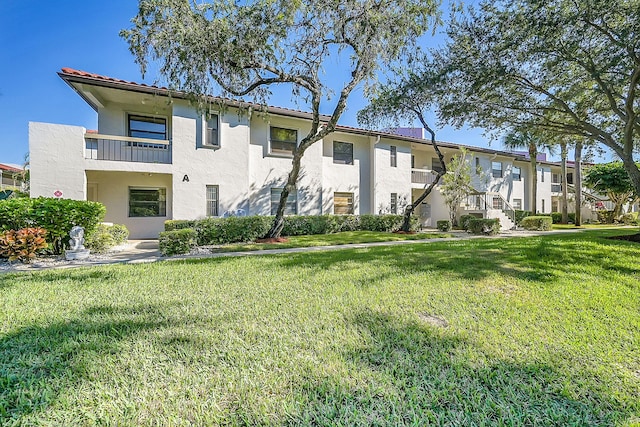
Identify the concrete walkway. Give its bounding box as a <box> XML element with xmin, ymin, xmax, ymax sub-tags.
<box><xmin>0</xmin><ymin>227</ymin><xmax>611</xmax><ymax>273</ymax></box>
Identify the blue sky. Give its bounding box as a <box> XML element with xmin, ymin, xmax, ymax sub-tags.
<box><xmin>0</xmin><ymin>1</ymin><xmax>605</xmax><ymax>166</ymax></box>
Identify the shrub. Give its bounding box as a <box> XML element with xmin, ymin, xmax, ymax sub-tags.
<box><xmin>165</xmin><ymin>220</ymin><xmax>197</xmax><ymax>231</ymax></box>
<box><xmin>620</xmin><ymin>212</ymin><xmax>639</xmax><ymax>225</ymax></box>
<box><xmin>85</xmin><ymin>223</ymin><xmax>130</xmax><ymax>253</ymax></box>
<box><xmin>0</xmin><ymin>227</ymin><xmax>48</xmax><ymax>263</ymax></box>
<box><xmin>458</xmin><ymin>214</ymin><xmax>476</xmax><ymax>231</ymax></box>
<box><xmin>359</xmin><ymin>214</ymin><xmax>410</xmax><ymax>232</ymax></box>
<box><xmin>520</xmin><ymin>216</ymin><xmax>553</xmax><ymax>231</ymax></box>
<box><xmin>597</xmin><ymin>210</ymin><xmax>616</xmax><ymax>224</ymax></box>
<box><xmin>436</xmin><ymin>220</ymin><xmax>452</xmax><ymax>232</ymax></box>
<box><xmin>550</xmin><ymin>212</ymin><xmax>576</xmax><ymax>224</ymax></box>
<box><xmin>467</xmin><ymin>218</ymin><xmax>501</xmax><ymax>235</ymax></box>
<box><xmin>0</xmin><ymin>197</ymin><xmax>105</xmax><ymax>254</ymax></box>
<box><xmin>159</xmin><ymin>228</ymin><xmax>197</xmax><ymax>256</ymax></box>
<box><xmin>196</xmin><ymin>216</ymin><xmax>272</xmax><ymax>245</ymax></box>
<box><xmin>282</xmin><ymin>215</ymin><xmax>338</xmax><ymax>236</ymax></box>
<box><xmin>514</xmin><ymin>210</ymin><xmax>531</xmax><ymax>224</ymax></box>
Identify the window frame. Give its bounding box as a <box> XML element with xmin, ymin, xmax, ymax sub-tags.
<box><xmin>390</xmin><ymin>193</ymin><xmax>398</xmax><ymax>214</ymax></box>
<box><xmin>270</xmin><ymin>187</ymin><xmax>297</xmax><ymax>215</ymax></box>
<box><xmin>492</xmin><ymin>196</ymin><xmax>504</xmax><ymax>210</ymax></box>
<box><xmin>390</xmin><ymin>146</ymin><xmax>397</xmax><ymax>167</ymax></box>
<box><xmin>269</xmin><ymin>126</ymin><xmax>298</xmax><ymax>157</ymax></box>
<box><xmin>513</xmin><ymin>198</ymin><xmax>522</xmax><ymax>210</ymax></box>
<box><xmin>204</xmin><ymin>113</ymin><xmax>220</xmax><ymax>148</ymax></box>
<box><xmin>334</xmin><ymin>192</ymin><xmax>354</xmax><ymax>215</ymax></box>
<box><xmin>333</xmin><ymin>141</ymin><xmax>354</xmax><ymax>165</ymax></box>
<box><xmin>512</xmin><ymin>166</ymin><xmax>521</xmax><ymax>181</ymax></box>
<box><xmin>492</xmin><ymin>161</ymin><xmax>503</xmax><ymax>178</ymax></box>
<box><xmin>128</xmin><ymin>187</ymin><xmax>167</xmax><ymax>218</ymax></box>
<box><xmin>206</xmin><ymin>185</ymin><xmax>219</xmax><ymax>217</ymax></box>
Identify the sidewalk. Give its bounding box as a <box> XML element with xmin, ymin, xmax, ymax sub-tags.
<box><xmin>0</xmin><ymin>227</ymin><xmax>600</xmax><ymax>273</ymax></box>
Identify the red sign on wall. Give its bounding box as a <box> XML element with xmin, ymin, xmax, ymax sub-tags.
<box><xmin>53</xmin><ymin>190</ymin><xmax>63</xmax><ymax>198</ymax></box>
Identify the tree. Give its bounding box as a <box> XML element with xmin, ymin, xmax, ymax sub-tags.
<box><xmin>434</xmin><ymin>0</ymin><xmax>640</xmax><ymax>200</ymax></box>
<box><xmin>502</xmin><ymin>129</ymin><xmax>551</xmax><ymax>214</ymax></box>
<box><xmin>440</xmin><ymin>148</ymin><xmax>473</xmax><ymax>226</ymax></box>
<box><xmin>559</xmin><ymin>139</ymin><xmax>569</xmax><ymax>223</ymax></box>
<box><xmin>122</xmin><ymin>0</ymin><xmax>439</xmax><ymax>238</ymax></box>
<box><xmin>584</xmin><ymin>162</ymin><xmax>640</xmax><ymax>219</ymax></box>
<box><xmin>358</xmin><ymin>61</ymin><xmax>447</xmax><ymax>232</ymax></box>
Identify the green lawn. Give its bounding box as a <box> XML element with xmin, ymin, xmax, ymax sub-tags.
<box><xmin>1</xmin><ymin>229</ymin><xmax>639</xmax><ymax>425</ymax></box>
<box><xmin>552</xmin><ymin>223</ymin><xmax>635</xmax><ymax>230</ymax></box>
<box><xmin>211</xmin><ymin>230</ymin><xmax>454</xmax><ymax>252</ymax></box>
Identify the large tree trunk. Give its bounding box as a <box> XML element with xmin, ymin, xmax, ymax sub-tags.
<box><xmin>400</xmin><ymin>120</ymin><xmax>445</xmax><ymax>232</ymax></box>
<box><xmin>574</xmin><ymin>141</ymin><xmax>583</xmax><ymax>226</ymax></box>
<box><xmin>561</xmin><ymin>142</ymin><xmax>569</xmax><ymax>223</ymax></box>
<box><xmin>529</xmin><ymin>144</ymin><xmax>538</xmax><ymax>214</ymax></box>
<box><xmin>266</xmin><ymin>150</ymin><xmax>304</xmax><ymax>238</ymax></box>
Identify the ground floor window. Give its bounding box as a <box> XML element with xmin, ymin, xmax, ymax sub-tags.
<box><xmin>334</xmin><ymin>192</ymin><xmax>354</xmax><ymax>214</ymax></box>
<box><xmin>271</xmin><ymin>187</ymin><xmax>297</xmax><ymax>215</ymax></box>
<box><xmin>492</xmin><ymin>196</ymin><xmax>503</xmax><ymax>210</ymax></box>
<box><xmin>129</xmin><ymin>187</ymin><xmax>166</xmax><ymax>217</ymax></box>
<box><xmin>390</xmin><ymin>193</ymin><xmax>398</xmax><ymax>214</ymax></box>
<box><xmin>513</xmin><ymin>198</ymin><xmax>522</xmax><ymax>210</ymax></box>
<box><xmin>206</xmin><ymin>185</ymin><xmax>219</xmax><ymax>216</ymax></box>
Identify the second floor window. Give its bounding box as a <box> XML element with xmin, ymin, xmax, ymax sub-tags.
<box><xmin>128</xmin><ymin>115</ymin><xmax>167</xmax><ymax>140</ymax></box>
<box><xmin>271</xmin><ymin>187</ymin><xmax>297</xmax><ymax>215</ymax></box>
<box><xmin>390</xmin><ymin>146</ymin><xmax>397</xmax><ymax>167</ymax></box>
<box><xmin>270</xmin><ymin>126</ymin><xmax>297</xmax><ymax>156</ymax></box>
<box><xmin>492</xmin><ymin>161</ymin><xmax>503</xmax><ymax>178</ymax></box>
<box><xmin>206</xmin><ymin>114</ymin><xmax>219</xmax><ymax>147</ymax></box>
<box><xmin>512</xmin><ymin>166</ymin><xmax>521</xmax><ymax>181</ymax></box>
<box><xmin>333</xmin><ymin>141</ymin><xmax>353</xmax><ymax>165</ymax></box>
<box><xmin>390</xmin><ymin>193</ymin><xmax>398</xmax><ymax>214</ymax></box>
<box><xmin>432</xmin><ymin>157</ymin><xmax>444</xmax><ymax>174</ymax></box>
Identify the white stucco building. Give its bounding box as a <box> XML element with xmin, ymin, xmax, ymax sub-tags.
<box><xmin>29</xmin><ymin>69</ymin><xmax>591</xmax><ymax>238</ymax></box>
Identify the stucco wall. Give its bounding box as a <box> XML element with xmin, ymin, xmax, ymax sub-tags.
<box><xmin>29</xmin><ymin>122</ymin><xmax>87</xmax><ymax>200</ymax></box>
<box><xmin>372</xmin><ymin>138</ymin><xmax>412</xmax><ymax>215</ymax></box>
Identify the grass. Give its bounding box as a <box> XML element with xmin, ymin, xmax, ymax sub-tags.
<box><xmin>1</xmin><ymin>229</ymin><xmax>639</xmax><ymax>425</ymax></box>
<box><xmin>207</xmin><ymin>230</ymin><xmax>454</xmax><ymax>252</ymax></box>
<box><xmin>552</xmin><ymin>223</ymin><xmax>636</xmax><ymax>230</ymax></box>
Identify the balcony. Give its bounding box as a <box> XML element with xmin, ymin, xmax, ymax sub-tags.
<box><xmin>85</xmin><ymin>133</ymin><xmax>172</xmax><ymax>164</ymax></box>
<box><xmin>411</xmin><ymin>168</ymin><xmax>437</xmax><ymax>185</ymax></box>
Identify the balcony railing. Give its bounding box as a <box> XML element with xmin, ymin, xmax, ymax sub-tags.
<box><xmin>85</xmin><ymin>133</ymin><xmax>172</xmax><ymax>164</ymax></box>
<box><xmin>411</xmin><ymin>168</ymin><xmax>437</xmax><ymax>185</ymax></box>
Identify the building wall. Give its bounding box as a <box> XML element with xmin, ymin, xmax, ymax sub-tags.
<box><xmin>372</xmin><ymin>138</ymin><xmax>412</xmax><ymax>215</ymax></box>
<box><xmin>29</xmin><ymin>122</ymin><xmax>87</xmax><ymax>200</ymax></box>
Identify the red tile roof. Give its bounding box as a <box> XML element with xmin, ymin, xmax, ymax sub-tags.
<box><xmin>0</xmin><ymin>163</ymin><xmax>23</xmax><ymax>173</ymax></box>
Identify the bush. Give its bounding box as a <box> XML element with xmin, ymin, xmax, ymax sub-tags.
<box><xmin>159</xmin><ymin>228</ymin><xmax>197</xmax><ymax>256</ymax></box>
<box><xmin>436</xmin><ymin>220</ymin><xmax>452</xmax><ymax>232</ymax></box>
<box><xmin>85</xmin><ymin>223</ymin><xmax>130</xmax><ymax>253</ymax></box>
<box><xmin>0</xmin><ymin>227</ymin><xmax>48</xmax><ymax>263</ymax></box>
<box><xmin>467</xmin><ymin>218</ymin><xmax>501</xmax><ymax>235</ymax></box>
<box><xmin>520</xmin><ymin>216</ymin><xmax>553</xmax><ymax>231</ymax></box>
<box><xmin>514</xmin><ymin>210</ymin><xmax>531</xmax><ymax>225</ymax></box>
<box><xmin>597</xmin><ymin>210</ymin><xmax>615</xmax><ymax>224</ymax></box>
<box><xmin>550</xmin><ymin>212</ymin><xmax>576</xmax><ymax>224</ymax></box>
<box><xmin>620</xmin><ymin>212</ymin><xmax>639</xmax><ymax>225</ymax></box>
<box><xmin>281</xmin><ymin>215</ymin><xmax>338</xmax><ymax>236</ymax></box>
<box><xmin>164</xmin><ymin>220</ymin><xmax>197</xmax><ymax>231</ymax></box>
<box><xmin>0</xmin><ymin>197</ymin><xmax>105</xmax><ymax>254</ymax></box>
<box><xmin>196</xmin><ymin>216</ymin><xmax>272</xmax><ymax>245</ymax></box>
<box><xmin>458</xmin><ymin>215</ymin><xmax>476</xmax><ymax>231</ymax></box>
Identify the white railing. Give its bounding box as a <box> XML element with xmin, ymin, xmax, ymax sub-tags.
<box><xmin>84</xmin><ymin>133</ymin><xmax>172</xmax><ymax>164</ymax></box>
<box><xmin>411</xmin><ymin>168</ymin><xmax>437</xmax><ymax>185</ymax></box>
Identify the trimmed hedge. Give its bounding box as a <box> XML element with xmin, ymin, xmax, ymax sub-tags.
<box><xmin>515</xmin><ymin>210</ymin><xmax>531</xmax><ymax>225</ymax></box>
<box><xmin>164</xmin><ymin>214</ymin><xmax>419</xmax><ymax>246</ymax></box>
<box><xmin>467</xmin><ymin>218</ymin><xmax>500</xmax><ymax>235</ymax></box>
<box><xmin>521</xmin><ymin>216</ymin><xmax>553</xmax><ymax>231</ymax></box>
<box><xmin>459</xmin><ymin>214</ymin><xmax>477</xmax><ymax>231</ymax></box>
<box><xmin>550</xmin><ymin>212</ymin><xmax>576</xmax><ymax>224</ymax></box>
<box><xmin>0</xmin><ymin>197</ymin><xmax>106</xmax><ymax>254</ymax></box>
<box><xmin>159</xmin><ymin>228</ymin><xmax>197</xmax><ymax>256</ymax></box>
<box><xmin>436</xmin><ymin>220</ymin><xmax>451</xmax><ymax>232</ymax></box>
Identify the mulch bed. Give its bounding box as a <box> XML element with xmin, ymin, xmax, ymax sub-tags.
<box><xmin>608</xmin><ymin>233</ymin><xmax>640</xmax><ymax>243</ymax></box>
<box><xmin>393</xmin><ymin>230</ymin><xmax>417</xmax><ymax>235</ymax></box>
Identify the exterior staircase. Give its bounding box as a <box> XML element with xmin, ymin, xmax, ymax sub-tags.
<box><xmin>486</xmin><ymin>208</ymin><xmax>515</xmax><ymax>231</ymax></box>
<box><xmin>464</xmin><ymin>191</ymin><xmax>517</xmax><ymax>231</ymax></box>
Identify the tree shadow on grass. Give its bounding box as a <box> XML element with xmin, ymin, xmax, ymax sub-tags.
<box><xmin>266</xmin><ymin>232</ymin><xmax>640</xmax><ymax>287</ymax></box>
<box><xmin>293</xmin><ymin>310</ymin><xmax>629</xmax><ymax>426</ymax></box>
<box><xmin>0</xmin><ymin>302</ymin><xmax>193</xmax><ymax>423</ymax></box>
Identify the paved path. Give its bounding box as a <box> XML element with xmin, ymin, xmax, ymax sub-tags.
<box><xmin>0</xmin><ymin>227</ymin><xmax>621</xmax><ymax>273</ymax></box>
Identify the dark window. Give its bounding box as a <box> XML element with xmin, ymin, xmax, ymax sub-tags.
<box><xmin>512</xmin><ymin>166</ymin><xmax>521</xmax><ymax>181</ymax></box>
<box><xmin>270</xmin><ymin>127</ymin><xmax>297</xmax><ymax>155</ymax></box>
<box><xmin>206</xmin><ymin>185</ymin><xmax>219</xmax><ymax>216</ymax></box>
<box><xmin>129</xmin><ymin>188</ymin><xmax>166</xmax><ymax>217</ymax></box>
<box><xmin>390</xmin><ymin>193</ymin><xmax>398</xmax><ymax>214</ymax></box>
<box><xmin>432</xmin><ymin>157</ymin><xmax>444</xmax><ymax>174</ymax></box>
<box><xmin>206</xmin><ymin>114</ymin><xmax>219</xmax><ymax>147</ymax></box>
<box><xmin>271</xmin><ymin>188</ymin><xmax>297</xmax><ymax>215</ymax></box>
<box><xmin>475</xmin><ymin>157</ymin><xmax>480</xmax><ymax>174</ymax></box>
<box><xmin>567</xmin><ymin>172</ymin><xmax>574</xmax><ymax>185</ymax></box>
<box><xmin>513</xmin><ymin>198</ymin><xmax>522</xmax><ymax>210</ymax></box>
<box><xmin>411</xmin><ymin>155</ymin><xmax>415</xmax><ymax>169</ymax></box>
<box><xmin>492</xmin><ymin>161</ymin><xmax>503</xmax><ymax>178</ymax></box>
<box><xmin>333</xmin><ymin>141</ymin><xmax>353</xmax><ymax>165</ymax></box>
<box><xmin>541</xmin><ymin>168</ymin><xmax>545</xmax><ymax>182</ymax></box>
<box><xmin>128</xmin><ymin>115</ymin><xmax>167</xmax><ymax>140</ymax></box>
<box><xmin>492</xmin><ymin>197</ymin><xmax>503</xmax><ymax>210</ymax></box>
<box><xmin>390</xmin><ymin>146</ymin><xmax>397</xmax><ymax>167</ymax></box>
<box><xmin>334</xmin><ymin>192</ymin><xmax>354</xmax><ymax>214</ymax></box>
